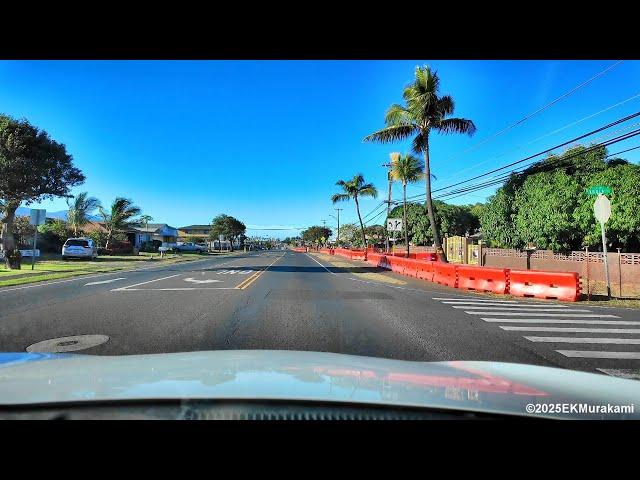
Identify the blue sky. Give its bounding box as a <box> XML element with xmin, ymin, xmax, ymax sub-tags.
<box><xmin>1</xmin><ymin>60</ymin><xmax>638</xmax><ymax>239</ymax></box>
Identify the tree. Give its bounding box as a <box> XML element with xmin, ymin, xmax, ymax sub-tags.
<box><xmin>0</xmin><ymin>115</ymin><xmax>85</xmax><ymax>268</ymax></box>
<box><xmin>389</xmin><ymin>201</ymin><xmax>480</xmax><ymax>246</ymax></box>
<box><xmin>331</xmin><ymin>174</ymin><xmax>378</xmax><ymax>255</ymax></box>
<box><xmin>209</xmin><ymin>214</ymin><xmax>246</xmax><ymax>251</ymax></box>
<box><xmin>12</xmin><ymin>215</ymin><xmax>36</xmax><ymax>248</ymax></box>
<box><xmin>98</xmin><ymin>198</ymin><xmax>141</xmax><ymax>250</ymax></box>
<box><xmin>337</xmin><ymin>223</ymin><xmax>360</xmax><ymax>247</ymax></box>
<box><xmin>301</xmin><ymin>226</ymin><xmax>332</xmax><ymax>246</ymax></box>
<box><xmin>37</xmin><ymin>219</ymin><xmax>73</xmax><ymax>252</ymax></box>
<box><xmin>390</xmin><ymin>152</ymin><xmax>424</xmax><ymax>255</ymax></box>
<box><xmin>480</xmin><ymin>144</ymin><xmax>640</xmax><ymax>251</ymax></box>
<box><xmin>139</xmin><ymin>214</ymin><xmax>153</xmax><ymax>230</ymax></box>
<box><xmin>364</xmin><ymin>66</ymin><xmax>476</xmax><ymax>262</ymax></box>
<box><xmin>67</xmin><ymin>192</ymin><xmax>101</xmax><ymax>237</ymax></box>
<box><xmin>364</xmin><ymin>224</ymin><xmax>386</xmax><ymax>245</ymax></box>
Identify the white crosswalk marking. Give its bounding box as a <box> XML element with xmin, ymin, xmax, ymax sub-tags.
<box><xmin>465</xmin><ymin>311</ymin><xmax>618</xmax><ymax>317</ymax></box>
<box><xmin>216</xmin><ymin>270</ymin><xmax>253</xmax><ymax>275</ymax></box>
<box><xmin>436</xmin><ymin>296</ymin><xmax>639</xmax><ymax>376</ymax></box>
<box><xmin>445</xmin><ymin>302</ymin><xmax>569</xmax><ymax>308</ymax></box>
<box><xmin>453</xmin><ymin>306</ymin><xmax>589</xmax><ymax>312</ymax></box>
<box><xmin>482</xmin><ymin>318</ymin><xmax>639</xmax><ymax>325</ymax></box>
<box><xmin>500</xmin><ymin>326</ymin><xmax>640</xmax><ymax>333</ymax></box>
<box><xmin>558</xmin><ymin>351</ymin><xmax>640</xmax><ymax>360</ymax></box>
<box><xmin>525</xmin><ymin>337</ymin><xmax>640</xmax><ymax>344</ymax></box>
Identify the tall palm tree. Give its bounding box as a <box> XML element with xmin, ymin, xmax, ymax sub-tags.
<box><xmin>99</xmin><ymin>197</ymin><xmax>141</xmax><ymax>250</ymax></box>
<box><xmin>139</xmin><ymin>214</ymin><xmax>153</xmax><ymax>230</ymax></box>
<box><xmin>66</xmin><ymin>192</ymin><xmax>101</xmax><ymax>237</ymax></box>
<box><xmin>331</xmin><ymin>174</ymin><xmax>378</xmax><ymax>256</ymax></box>
<box><xmin>390</xmin><ymin>152</ymin><xmax>424</xmax><ymax>257</ymax></box>
<box><xmin>364</xmin><ymin>66</ymin><xmax>476</xmax><ymax>262</ymax></box>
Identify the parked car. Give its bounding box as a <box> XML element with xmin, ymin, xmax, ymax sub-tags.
<box><xmin>62</xmin><ymin>238</ymin><xmax>98</xmax><ymax>260</ymax></box>
<box><xmin>174</xmin><ymin>242</ymin><xmax>207</xmax><ymax>253</ymax></box>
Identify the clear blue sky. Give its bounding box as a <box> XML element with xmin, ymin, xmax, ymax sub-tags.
<box><xmin>1</xmin><ymin>60</ymin><xmax>638</xmax><ymax>239</ymax></box>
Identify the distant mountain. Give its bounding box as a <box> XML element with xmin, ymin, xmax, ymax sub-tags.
<box><xmin>14</xmin><ymin>207</ymin><xmax>100</xmax><ymax>221</ymax></box>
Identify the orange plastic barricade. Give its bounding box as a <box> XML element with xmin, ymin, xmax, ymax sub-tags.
<box><xmin>415</xmin><ymin>260</ymin><xmax>435</xmax><ymax>282</ymax></box>
<box><xmin>457</xmin><ymin>265</ymin><xmax>508</xmax><ymax>294</ymax></box>
<box><xmin>414</xmin><ymin>252</ymin><xmax>436</xmax><ymax>261</ymax></box>
<box><xmin>508</xmin><ymin>269</ymin><xmax>580</xmax><ymax>302</ymax></box>
<box><xmin>366</xmin><ymin>253</ymin><xmax>386</xmax><ymax>267</ymax></box>
<box><xmin>349</xmin><ymin>249</ymin><xmax>366</xmax><ymax>261</ymax></box>
<box><xmin>434</xmin><ymin>262</ymin><xmax>458</xmax><ymax>288</ymax></box>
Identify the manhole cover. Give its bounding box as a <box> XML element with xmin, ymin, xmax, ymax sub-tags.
<box><xmin>26</xmin><ymin>335</ymin><xmax>110</xmax><ymax>353</ymax></box>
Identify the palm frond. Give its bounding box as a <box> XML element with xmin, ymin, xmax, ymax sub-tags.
<box><xmin>384</xmin><ymin>104</ymin><xmax>413</xmax><ymax>126</ymax></box>
<box><xmin>363</xmin><ymin>124</ymin><xmax>417</xmax><ymax>144</ymax></box>
<box><xmin>358</xmin><ymin>184</ymin><xmax>378</xmax><ymax>199</ymax></box>
<box><xmin>331</xmin><ymin>193</ymin><xmax>350</xmax><ymax>204</ymax></box>
<box><xmin>437</xmin><ymin>95</ymin><xmax>455</xmax><ymax>116</ymax></box>
<box><xmin>435</xmin><ymin>117</ymin><xmax>477</xmax><ymax>136</ymax></box>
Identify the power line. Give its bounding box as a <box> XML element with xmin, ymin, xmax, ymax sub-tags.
<box><xmin>442</xmin><ymin>60</ymin><xmax>624</xmax><ymax>164</ymax></box>
<box><xmin>435</xmin><ymin>90</ymin><xmax>640</xmax><ymax>185</ymax></box>
<box><xmin>398</xmin><ymin>111</ymin><xmax>640</xmax><ymax>204</ymax></box>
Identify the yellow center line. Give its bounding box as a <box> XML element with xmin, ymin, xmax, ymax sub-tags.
<box><xmin>236</xmin><ymin>253</ymin><xmax>285</xmax><ymax>290</ymax></box>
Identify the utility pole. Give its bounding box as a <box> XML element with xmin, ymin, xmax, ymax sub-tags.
<box><xmin>383</xmin><ymin>162</ymin><xmax>393</xmax><ymax>253</ymax></box>
<box><xmin>334</xmin><ymin>208</ymin><xmax>342</xmax><ymax>245</ymax></box>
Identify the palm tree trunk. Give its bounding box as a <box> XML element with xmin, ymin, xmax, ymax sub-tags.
<box><xmin>1</xmin><ymin>201</ymin><xmax>20</xmax><ymax>269</ymax></box>
<box><xmin>423</xmin><ymin>138</ymin><xmax>447</xmax><ymax>262</ymax></box>
<box><xmin>354</xmin><ymin>196</ymin><xmax>367</xmax><ymax>259</ymax></box>
<box><xmin>105</xmin><ymin>229</ymin><xmax>113</xmax><ymax>250</ymax></box>
<box><xmin>403</xmin><ymin>183</ymin><xmax>409</xmax><ymax>257</ymax></box>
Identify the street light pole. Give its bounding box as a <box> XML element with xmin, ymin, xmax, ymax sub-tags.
<box><xmin>334</xmin><ymin>208</ymin><xmax>342</xmax><ymax>245</ymax></box>
<box><xmin>383</xmin><ymin>162</ymin><xmax>392</xmax><ymax>253</ymax></box>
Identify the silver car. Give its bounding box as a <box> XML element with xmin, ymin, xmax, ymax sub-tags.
<box><xmin>61</xmin><ymin>238</ymin><xmax>98</xmax><ymax>260</ymax></box>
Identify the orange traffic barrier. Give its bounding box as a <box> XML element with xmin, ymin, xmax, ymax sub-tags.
<box><xmin>457</xmin><ymin>265</ymin><xmax>508</xmax><ymax>294</ymax></box>
<box><xmin>434</xmin><ymin>262</ymin><xmax>458</xmax><ymax>288</ymax></box>
<box><xmin>415</xmin><ymin>260</ymin><xmax>435</xmax><ymax>282</ymax></box>
<box><xmin>366</xmin><ymin>253</ymin><xmax>386</xmax><ymax>267</ymax></box>
<box><xmin>508</xmin><ymin>269</ymin><xmax>580</xmax><ymax>302</ymax></box>
<box><xmin>414</xmin><ymin>252</ymin><xmax>436</xmax><ymax>261</ymax></box>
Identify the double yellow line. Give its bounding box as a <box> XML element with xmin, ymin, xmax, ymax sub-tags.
<box><xmin>236</xmin><ymin>268</ymin><xmax>265</xmax><ymax>290</ymax></box>
<box><xmin>235</xmin><ymin>253</ymin><xmax>285</xmax><ymax>290</ymax></box>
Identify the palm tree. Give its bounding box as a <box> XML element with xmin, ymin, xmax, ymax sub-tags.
<box><xmin>99</xmin><ymin>197</ymin><xmax>141</xmax><ymax>250</ymax></box>
<box><xmin>331</xmin><ymin>174</ymin><xmax>378</xmax><ymax>256</ymax></box>
<box><xmin>390</xmin><ymin>152</ymin><xmax>424</xmax><ymax>257</ymax></box>
<box><xmin>66</xmin><ymin>192</ymin><xmax>101</xmax><ymax>237</ymax></box>
<box><xmin>139</xmin><ymin>214</ymin><xmax>153</xmax><ymax>230</ymax></box>
<box><xmin>364</xmin><ymin>66</ymin><xmax>476</xmax><ymax>262</ymax></box>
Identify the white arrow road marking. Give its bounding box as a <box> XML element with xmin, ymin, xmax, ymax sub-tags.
<box><xmin>85</xmin><ymin>278</ymin><xmax>126</xmax><ymax>286</ymax></box>
<box><xmin>184</xmin><ymin>277</ymin><xmax>223</xmax><ymax>284</ymax></box>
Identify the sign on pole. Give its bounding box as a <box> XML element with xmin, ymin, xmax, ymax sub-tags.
<box><xmin>29</xmin><ymin>209</ymin><xmax>46</xmax><ymax>226</ymax></box>
<box><xmin>29</xmin><ymin>209</ymin><xmax>46</xmax><ymax>270</ymax></box>
<box><xmin>587</xmin><ymin>185</ymin><xmax>612</xmax><ymax>196</ymax></box>
<box><xmin>593</xmin><ymin>194</ymin><xmax>612</xmax><ymax>298</ymax></box>
<box><xmin>387</xmin><ymin>218</ymin><xmax>403</xmax><ymax>232</ymax></box>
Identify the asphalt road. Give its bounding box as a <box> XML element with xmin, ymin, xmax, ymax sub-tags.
<box><xmin>1</xmin><ymin>250</ymin><xmax>639</xmax><ymax>380</ymax></box>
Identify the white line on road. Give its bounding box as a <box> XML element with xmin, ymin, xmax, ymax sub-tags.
<box><xmin>453</xmin><ymin>306</ymin><xmax>588</xmax><ymax>312</ymax></box>
<box><xmin>597</xmin><ymin>368</ymin><xmax>640</xmax><ymax>379</ymax></box>
<box><xmin>443</xmin><ymin>301</ymin><xmax>567</xmax><ymax>307</ymax></box>
<box><xmin>525</xmin><ymin>337</ymin><xmax>640</xmax><ymax>344</ymax></box>
<box><xmin>466</xmin><ymin>311</ymin><xmax>618</xmax><ymax>317</ymax></box>
<box><xmin>117</xmin><ymin>287</ymin><xmax>239</xmax><ymax>291</ymax></box>
<box><xmin>111</xmin><ymin>274</ymin><xmax>182</xmax><ymax>291</ymax></box>
<box><xmin>434</xmin><ymin>298</ymin><xmax>519</xmax><ymax>303</ymax></box>
<box><xmin>482</xmin><ymin>318</ymin><xmax>640</xmax><ymax>325</ymax></box>
<box><xmin>0</xmin><ymin>255</ymin><xmax>234</xmax><ymax>294</ymax></box>
<box><xmin>557</xmin><ymin>351</ymin><xmax>640</xmax><ymax>360</ymax></box>
<box><xmin>305</xmin><ymin>253</ymin><xmax>335</xmax><ymax>275</ymax></box>
<box><xmin>501</xmin><ymin>326</ymin><xmax>640</xmax><ymax>333</ymax></box>
<box><xmin>526</xmin><ymin>336</ymin><xmax>640</xmax><ymax>344</ymax></box>
<box><xmin>84</xmin><ymin>277</ymin><xmax>126</xmax><ymax>286</ymax></box>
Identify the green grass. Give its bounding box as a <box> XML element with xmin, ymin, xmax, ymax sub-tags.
<box><xmin>0</xmin><ymin>251</ymin><xmax>234</xmax><ymax>288</ymax></box>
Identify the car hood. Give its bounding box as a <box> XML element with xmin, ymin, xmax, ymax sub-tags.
<box><xmin>0</xmin><ymin>350</ymin><xmax>638</xmax><ymax>419</ymax></box>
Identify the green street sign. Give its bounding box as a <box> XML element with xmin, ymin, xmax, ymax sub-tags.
<box><xmin>586</xmin><ymin>185</ymin><xmax>612</xmax><ymax>195</ymax></box>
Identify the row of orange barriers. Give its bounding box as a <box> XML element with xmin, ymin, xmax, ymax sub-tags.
<box><xmin>309</xmin><ymin>248</ymin><xmax>580</xmax><ymax>302</ymax></box>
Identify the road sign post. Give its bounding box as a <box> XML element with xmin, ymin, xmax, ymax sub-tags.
<box><xmin>593</xmin><ymin>194</ymin><xmax>612</xmax><ymax>298</ymax></box>
<box><xmin>29</xmin><ymin>209</ymin><xmax>46</xmax><ymax>271</ymax></box>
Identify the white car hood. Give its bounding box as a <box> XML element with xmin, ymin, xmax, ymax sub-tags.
<box><xmin>0</xmin><ymin>350</ymin><xmax>638</xmax><ymax>419</ymax></box>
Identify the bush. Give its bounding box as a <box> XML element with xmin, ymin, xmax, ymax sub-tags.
<box><xmin>140</xmin><ymin>240</ymin><xmax>161</xmax><ymax>253</ymax></box>
<box><xmin>104</xmin><ymin>241</ymin><xmax>133</xmax><ymax>255</ymax></box>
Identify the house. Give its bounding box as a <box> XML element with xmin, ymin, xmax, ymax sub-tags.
<box><xmin>132</xmin><ymin>224</ymin><xmax>179</xmax><ymax>249</ymax></box>
<box><xmin>178</xmin><ymin>225</ymin><xmax>212</xmax><ymax>243</ymax></box>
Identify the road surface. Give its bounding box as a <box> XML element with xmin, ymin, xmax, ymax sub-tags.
<box><xmin>1</xmin><ymin>250</ymin><xmax>639</xmax><ymax>380</ymax></box>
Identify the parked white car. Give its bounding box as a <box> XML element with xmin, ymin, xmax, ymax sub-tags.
<box><xmin>62</xmin><ymin>238</ymin><xmax>98</xmax><ymax>260</ymax></box>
